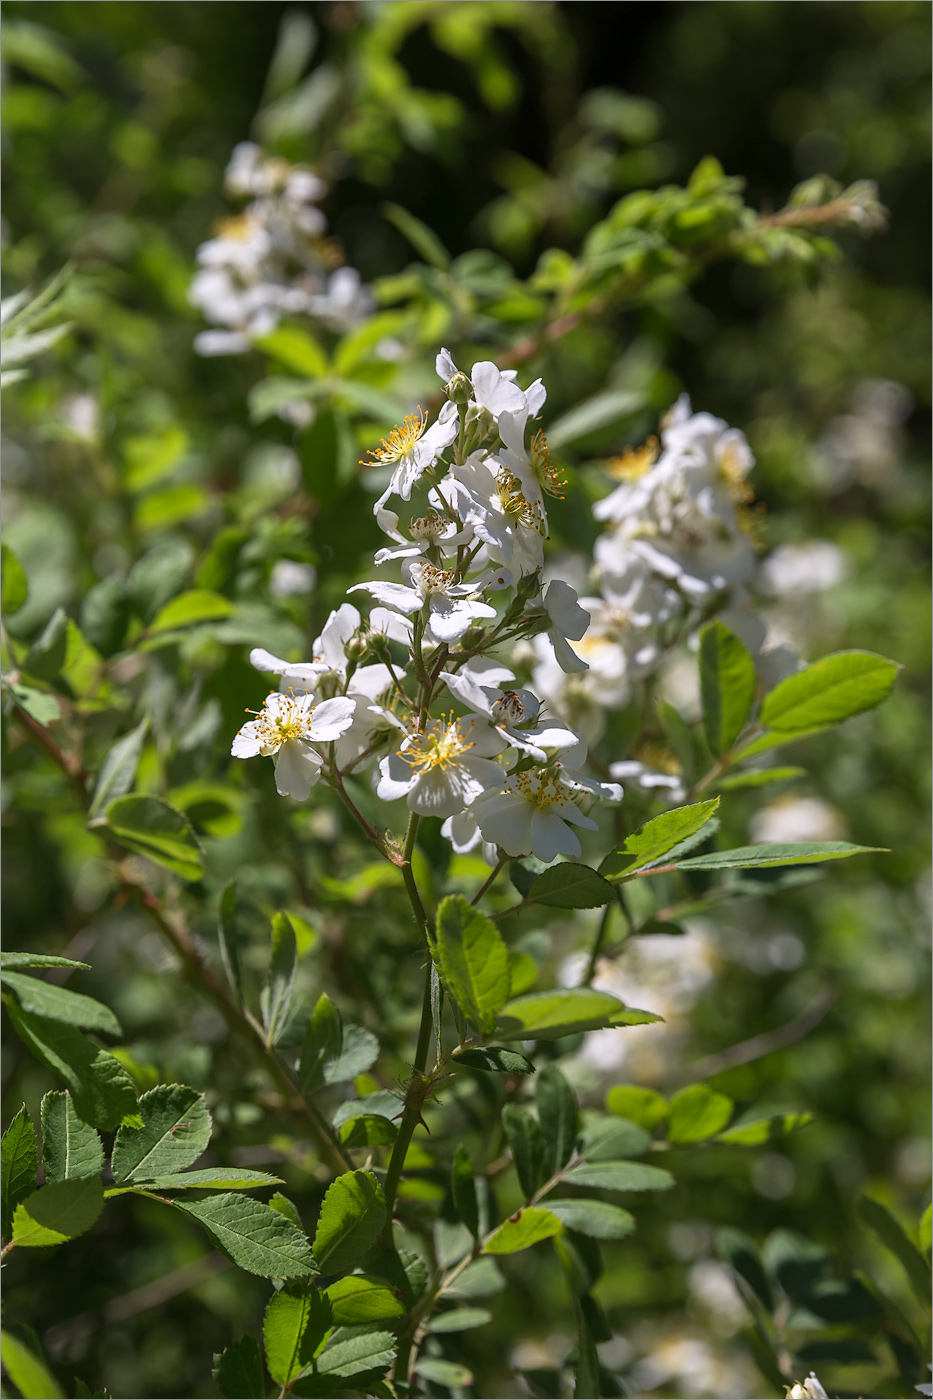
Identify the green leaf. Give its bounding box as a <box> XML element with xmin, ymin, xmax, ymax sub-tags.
<box><xmin>667</xmin><ymin>1084</ymin><xmax>734</xmax><ymax>1143</ymax></box>
<box><xmin>717</xmin><ymin>766</ymin><xmax>806</xmax><ymax>791</ymax></box>
<box><xmin>312</xmin><ymin>1170</ymin><xmax>386</xmax><ymax>1274</ymax></box>
<box><xmin>256</xmin><ymin>325</ymin><xmax>329</xmax><ymax>377</ymax></box>
<box><xmin>40</xmin><ymin>1091</ymin><xmax>103</xmax><ymax>1181</ymax></box>
<box><xmin>578</xmin><ymin>1116</ymin><xmax>651</xmax><ymax>1161</ymax></box>
<box><xmin>304</xmin><ymin>1325</ymin><xmax>396</xmax><ymax>1384</ymax></box>
<box><xmin>1</xmin><ymin>953</ymin><xmax>91</xmax><ymax>970</ymax></box>
<box><xmin>87</xmin><ymin>718</ymin><xmax>149</xmax><ymax>818</ymax></box>
<box><xmin>269</xmin><ymin>1192</ymin><xmax>303</xmax><ymax>1228</ymax></box>
<box><xmin>2</xmin><ymin>1105</ymin><xmax>37</xmax><ymax>1237</ymax></box>
<box><xmin>537</xmin><ymin>1066</ymin><xmax>579</xmax><ymax>1175</ymax></box>
<box><xmin>217</xmin><ymin>881</ymin><xmax>244</xmax><ymax>1004</ymax></box>
<box><xmin>673</xmin><ymin>841</ymin><xmax>882</xmax><ymax>871</ymax></box>
<box><xmin>563</xmin><ymin>1162</ymin><xmax>674</xmax><ymax>1193</ymax></box>
<box><xmin>857</xmin><ymin>1197</ymin><xmax>931</xmax><ymax>1301</ymax></box>
<box><xmin>212</xmin><ymin>1335</ymin><xmax>266</xmax><ymax>1400</ymax></box>
<box><xmin>262</xmin><ymin>912</ymin><xmax>297</xmax><ymax>1048</ymax></box>
<box><xmin>920</xmin><ymin>1203</ymin><xmax>931</xmax><ymax>1256</ymax></box>
<box><xmin>5</xmin><ymin>1004</ymin><xmax>137</xmax><ymax>1130</ymax></box>
<box><xmin>148</xmin><ymin>589</ymin><xmax>234</xmax><ymax>634</ymax></box>
<box><xmin>718</xmin><ymin>1109</ymin><xmax>814</xmax><ymax>1146</ymax></box>
<box><xmin>299</xmin><ymin>993</ymin><xmax>342</xmax><ymax>1093</ymax></box>
<box><xmin>5</xmin><ymin>681</ymin><xmax>62</xmax><ymax>726</ymax></box>
<box><xmin>0</xmin><ymin>1330</ymin><xmax>64</xmax><ymax>1400</ymax></box>
<box><xmin>546</xmin><ymin>388</ymin><xmax>644</xmax><ymax>450</ymax></box>
<box><xmin>1</xmin><ymin>542</ymin><xmax>28</xmax><ymax>615</ymax></box>
<box><xmin>11</xmin><ymin>1176</ymin><xmax>103</xmax><ymax>1247</ymax></box>
<box><xmin>175</xmin><ymin>1193</ymin><xmax>316</xmax><ymax>1278</ymax></box>
<box><xmin>415</xmin><ymin>1358</ymin><xmax>474</xmax><ymax>1388</ymax></box>
<box><xmin>111</xmin><ymin>1084</ymin><xmax>211</xmax><ymax>1182</ymax></box>
<box><xmin>338</xmin><ymin>1115</ymin><xmax>397</xmax><ymax>1148</ymax></box>
<box><xmin>332</xmin><ymin>1091</ymin><xmax>399</xmax><ymax>1131</ymax></box>
<box><xmin>0</xmin><ymin>971</ymin><xmax>121</xmax><ymax>1036</ymax></box>
<box><xmin>599</xmin><ymin>799</ymin><xmax>720</xmax><ymax>879</ymax></box>
<box><xmin>527</xmin><ymin>864</ymin><xmax>615</xmax><ymax>910</ymax></box>
<box><xmin>729</xmin><ymin>726</ymin><xmax>831</xmax><ymax>762</ymax></box>
<box><xmin>508</xmin><ymin>950</ymin><xmax>538</xmax><ymax>996</ymax></box>
<box><xmin>451</xmin><ymin>1045</ymin><xmax>535</xmax><ymax>1074</ymax></box>
<box><xmin>451</xmin><ymin>1144</ymin><xmax>479</xmax><ymax>1238</ymax></box>
<box><xmin>111</xmin><ymin>1168</ymin><xmax>284</xmax><ymax>1193</ymax></box>
<box><xmin>547</xmin><ymin>1199</ymin><xmax>636</xmax><ymax>1240</ymax></box>
<box><xmin>325</xmin><ymin>1275</ymin><xmax>405</xmax><ymax>1326</ymax></box>
<box><xmin>382</xmin><ymin>202</ymin><xmax>451</xmax><ymax>269</ymax></box>
<box><xmin>434</xmin><ymin>895</ymin><xmax>510</xmax><ymax>1035</ymax></box>
<box><xmin>123</xmin><ymin>425</ymin><xmax>190</xmax><ymax>492</ymax></box>
<box><xmin>483</xmin><ymin>1207</ymin><xmax>562</xmax><ymax>1254</ymax></box>
<box><xmin>717</xmin><ymin>1227</ymin><xmax>774</xmax><ymax>1311</ymax></box>
<box><xmin>502</xmin><ymin>1105</ymin><xmax>547</xmax><ymax>1201</ymax></box>
<box><xmin>323</xmin><ymin>1024</ymin><xmax>379</xmax><ymax>1086</ymax></box>
<box><xmin>80</xmin><ymin>576</ymin><xmax>132</xmax><ymax>657</ymax></box>
<box><xmin>425</xmin><ymin>1307</ymin><xmax>492</xmax><ymax>1333</ymax></box>
<box><xmin>102</xmin><ymin>794</ymin><xmax>204</xmax><ymax>881</ymax></box>
<box><xmin>699</xmin><ymin>621</ymin><xmax>756</xmax><ymax>756</ymax></box>
<box><xmin>761</xmin><ymin>649</ymin><xmax>900</xmax><ymax>733</ymax></box>
<box><xmin>264</xmin><ymin>1283</ymin><xmax>332</xmax><ymax>1387</ymax></box>
<box><xmin>605</xmin><ymin>1085</ymin><xmax>668</xmax><ymax>1130</ymax></box>
<box><xmin>496</xmin><ymin>988</ymin><xmax>660</xmax><ymax>1040</ymax></box>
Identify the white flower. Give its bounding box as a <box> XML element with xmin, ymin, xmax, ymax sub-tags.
<box><xmin>540</xmin><ymin>579</ymin><xmax>590</xmax><ymax>673</ymax></box>
<box><xmin>440</xmin><ymin>809</ymin><xmax>499</xmax><ymax>865</ymax></box>
<box><xmin>231</xmin><ymin>692</ymin><xmax>355</xmax><ymax>800</ymax></box>
<box><xmin>250</xmin><ymin>603</ymin><xmax>397</xmax><ymax>703</ymax></box>
<box><xmin>758</xmin><ymin>540</ymin><xmax>847</xmax><ymax>597</ymax></box>
<box><xmin>376</xmin><ymin>714</ymin><xmax>506</xmax><ymax>817</ymax></box>
<box><xmin>788</xmin><ymin>1374</ymin><xmax>828</xmax><ymax>1399</ymax></box>
<box><xmin>306</xmin><ymin>267</ymin><xmax>374</xmax><ymax>332</ymax></box>
<box><xmin>435</xmin><ymin>349</ymin><xmax>546</xmax><ymax>422</ymax></box>
<box><xmin>367</xmin><ymin>403</ymin><xmax>459</xmax><ymax>525</ymax></box>
<box><xmin>373</xmin><ymin>511</ymin><xmax>472</xmax><ymax>567</ymax></box>
<box><xmin>441</xmin><ymin>452</ymin><xmax>546</xmax><ymax>579</ymax></box>
<box><xmin>350</xmin><ymin>560</ymin><xmax>496</xmax><ymax>645</ymax></box>
<box><xmin>610</xmin><ymin>759</ymin><xmax>686</xmax><ymax>806</ymax></box>
<box><xmin>438</xmin><ymin>667</ymin><xmax>580</xmax><ymax>761</ymax></box>
<box><xmin>497</xmin><ymin>406</ymin><xmax>566</xmax><ymax>512</ymax></box>
<box><xmin>470</xmin><ymin>767</ymin><xmax>600</xmax><ymax>862</ymax></box>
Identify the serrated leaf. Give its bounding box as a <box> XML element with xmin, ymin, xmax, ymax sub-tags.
<box><xmin>434</xmin><ymin>895</ymin><xmax>510</xmax><ymax>1035</ymax></box>
<box><xmin>323</xmin><ymin>1024</ymin><xmax>379</xmax><ymax>1085</ymax></box>
<box><xmin>212</xmin><ymin>1335</ymin><xmax>265</xmax><ymax>1399</ymax></box>
<box><xmin>699</xmin><ymin>621</ymin><xmax>756</xmax><ymax>756</ymax></box>
<box><xmin>599</xmin><ymin>799</ymin><xmax>720</xmax><ymax>879</ymax></box>
<box><xmin>5</xmin><ymin>1005</ymin><xmax>137</xmax><ymax>1130</ymax></box>
<box><xmin>0</xmin><ymin>1330</ymin><xmax>64</xmax><ymax>1400</ymax></box>
<box><xmin>312</xmin><ymin>1170</ymin><xmax>386</xmax><ymax>1274</ymax></box>
<box><xmin>496</xmin><ymin>988</ymin><xmax>659</xmax><ymax>1040</ymax></box>
<box><xmin>176</xmin><ymin>1193</ymin><xmax>316</xmax><ymax>1278</ymax></box>
<box><xmin>332</xmin><ymin>1091</ymin><xmax>400</xmax><ymax>1131</ymax></box>
<box><xmin>0</xmin><ymin>971</ymin><xmax>121</xmax><ymax>1036</ymax></box>
<box><xmin>578</xmin><ymin>1116</ymin><xmax>651</xmax><ymax>1161</ymax></box>
<box><xmin>338</xmin><ymin>1115</ymin><xmax>397</xmax><ymax>1148</ymax></box>
<box><xmin>299</xmin><ymin>993</ymin><xmax>342</xmax><ymax>1093</ymax></box>
<box><xmin>2</xmin><ymin>1106</ymin><xmax>37</xmax><ymax>1237</ymax></box>
<box><xmin>536</xmin><ymin>1066</ymin><xmax>578</xmax><ymax>1175</ymax></box>
<box><xmin>87</xmin><ymin>718</ymin><xmax>148</xmax><ymax>818</ymax></box>
<box><xmin>451</xmin><ymin>1144</ymin><xmax>479</xmax><ymax>1238</ymax></box>
<box><xmin>325</xmin><ymin>1275</ymin><xmax>405</xmax><ymax>1325</ymax></box>
<box><xmin>527</xmin><ymin>864</ymin><xmax>615</xmax><ymax>910</ymax></box>
<box><xmin>11</xmin><ymin>1176</ymin><xmax>103</xmax><ymax>1246</ymax></box>
<box><xmin>452</xmin><ymin>1045</ymin><xmax>535</xmax><ymax>1074</ymax></box>
<box><xmin>149</xmin><ymin>589</ymin><xmax>233</xmax><ymax>634</ymax></box>
<box><xmin>1</xmin><ymin>542</ymin><xmax>28</xmax><ymax>615</ymax></box>
<box><xmin>673</xmin><ymin>841</ymin><xmax>882</xmax><ymax>871</ymax></box>
<box><xmin>858</xmin><ymin>1197</ymin><xmax>931</xmax><ymax>1301</ymax></box>
<box><xmin>483</xmin><ymin>1207</ymin><xmax>562</xmax><ymax>1254</ymax></box>
<box><xmin>41</xmin><ymin>1091</ymin><xmax>103</xmax><ymax>1182</ymax></box>
<box><xmin>111</xmin><ymin>1084</ymin><xmax>211</xmax><ymax>1182</ymax></box>
<box><xmin>0</xmin><ymin>953</ymin><xmax>90</xmax><ymax>971</ymax></box>
<box><xmin>304</xmin><ymin>1324</ymin><xmax>396</xmax><ymax>1382</ymax></box>
<box><xmin>717</xmin><ymin>765</ymin><xmax>806</xmax><ymax>790</ymax></box>
<box><xmin>102</xmin><ymin>794</ymin><xmax>204</xmax><ymax>881</ymax></box>
<box><xmin>666</xmin><ymin>1084</ymin><xmax>734</xmax><ymax>1143</ymax></box>
<box><xmin>425</xmin><ymin>1307</ymin><xmax>492</xmax><ymax>1333</ymax></box>
<box><xmin>760</xmin><ymin>649</ymin><xmax>899</xmax><ymax>732</ymax></box>
<box><xmin>113</xmin><ymin>1168</ymin><xmax>283</xmax><ymax>1192</ymax></box>
<box><xmin>502</xmin><ymin>1106</ymin><xmax>546</xmax><ymax>1201</ymax></box>
<box><xmin>547</xmin><ymin>1199</ymin><xmax>636</xmax><ymax>1240</ymax></box>
<box><xmin>269</xmin><ymin>1191</ymin><xmax>303</xmax><ymax>1227</ymax></box>
<box><xmin>563</xmin><ymin>1161</ymin><xmax>674</xmax><ymax>1193</ymax></box>
<box><xmin>605</xmin><ymin>1085</ymin><xmax>668</xmax><ymax>1130</ymax></box>
<box><xmin>264</xmin><ymin>1282</ymin><xmax>332</xmax><ymax>1387</ymax></box>
<box><xmin>262</xmin><ymin>912</ymin><xmax>297</xmax><ymax>1047</ymax></box>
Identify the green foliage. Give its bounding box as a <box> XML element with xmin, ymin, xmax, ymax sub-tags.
<box><xmin>175</xmin><ymin>1194</ymin><xmax>316</xmax><ymax>1279</ymax></box>
<box><xmin>0</xmin><ymin>1330</ymin><xmax>64</xmax><ymax>1400</ymax></box>
<box><xmin>666</xmin><ymin>1084</ymin><xmax>734</xmax><ymax>1144</ymax></box>
<box><xmin>99</xmin><ymin>795</ymin><xmax>204</xmax><ymax>881</ymax></box>
<box><xmin>759</xmin><ymin>650</ymin><xmax>900</xmax><ymax>732</ymax></box>
<box><xmin>699</xmin><ymin>621</ymin><xmax>756</xmax><ymax>756</ymax></box>
<box><xmin>263</xmin><ymin>1284</ymin><xmax>332</xmax><ymax>1387</ymax></box>
<box><xmin>548</xmin><ymin>1199</ymin><xmax>636</xmax><ymax>1240</ymax></box>
<box><xmin>6</xmin><ymin>1004</ymin><xmax>138</xmax><ymax>1130</ymax></box>
<box><xmin>483</xmin><ymin>1207</ymin><xmax>563</xmax><ymax>1254</ymax></box>
<box><xmin>312</xmin><ymin>1171</ymin><xmax>386</xmax><ymax>1275</ymax></box>
<box><xmin>12</xmin><ymin>1176</ymin><xmax>104</xmax><ymax>1248</ymax></box>
<box><xmin>213</xmin><ymin>1335</ymin><xmax>266</xmax><ymax>1400</ymax></box>
<box><xmin>599</xmin><ymin>799</ymin><xmax>720</xmax><ymax>878</ymax></box>
<box><xmin>496</xmin><ymin>989</ymin><xmax>662</xmax><ymax>1039</ymax></box>
<box><xmin>2</xmin><ymin>1106</ymin><xmax>38</xmax><ymax>1238</ymax></box>
<box><xmin>433</xmin><ymin>895</ymin><xmax>510</xmax><ymax>1035</ymax></box>
<box><xmin>40</xmin><ymin>1091</ymin><xmax>103</xmax><ymax>1182</ymax></box>
<box><xmin>111</xmin><ymin>1085</ymin><xmax>211</xmax><ymax>1182</ymax></box>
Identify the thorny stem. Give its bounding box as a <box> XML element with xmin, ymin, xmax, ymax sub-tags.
<box><xmin>11</xmin><ymin>704</ymin><xmax>354</xmax><ymax>1176</ymax></box>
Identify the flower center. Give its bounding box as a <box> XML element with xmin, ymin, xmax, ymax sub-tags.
<box><xmin>495</xmin><ymin>467</ymin><xmax>546</xmax><ymax>536</ymax></box>
<box><xmin>492</xmin><ymin>690</ymin><xmax>525</xmax><ymax>725</ymax></box>
<box><xmin>215</xmin><ymin>212</ymin><xmax>260</xmax><ymax>242</ymax></box>
<box><xmin>362</xmin><ymin>408</ymin><xmax>427</xmax><ymax>467</ymax></box>
<box><xmin>249</xmin><ymin>695</ymin><xmax>316</xmax><ymax>754</ymax></box>
<box><xmin>605</xmin><ymin>436</ymin><xmax>659</xmax><ymax>481</ymax></box>
<box><xmin>529</xmin><ymin>432</ymin><xmax>567</xmax><ymax>499</ymax></box>
<box><xmin>417</xmin><ymin>562</ymin><xmax>455</xmax><ymax>596</ymax></box>
<box><xmin>409</xmin><ymin>512</ymin><xmax>447</xmax><ymax>543</ymax></box>
<box><xmin>401</xmin><ymin>715</ymin><xmax>474</xmax><ymax>772</ymax></box>
<box><xmin>507</xmin><ymin>768</ymin><xmax>569</xmax><ymax>810</ymax></box>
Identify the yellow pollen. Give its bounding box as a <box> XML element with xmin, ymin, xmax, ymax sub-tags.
<box><xmin>215</xmin><ymin>212</ymin><xmax>259</xmax><ymax>242</ymax></box>
<box><xmin>605</xmin><ymin>436</ymin><xmax>660</xmax><ymax>482</ymax></box>
<box><xmin>418</xmin><ymin>562</ymin><xmax>455</xmax><ymax>594</ymax></box>
<box><xmin>495</xmin><ymin>467</ymin><xmax>547</xmax><ymax>536</ymax></box>
<box><xmin>718</xmin><ymin>444</ymin><xmax>765</xmax><ymax>548</ymax></box>
<box><xmin>400</xmin><ymin>714</ymin><xmax>474</xmax><ymax>772</ymax></box>
<box><xmin>530</xmin><ymin>432</ymin><xmax>567</xmax><ymax>499</ymax></box>
<box><xmin>247</xmin><ymin>695</ymin><xmax>316</xmax><ymax>753</ymax></box>
<box><xmin>508</xmin><ymin>769</ymin><xmax>568</xmax><ymax>810</ymax></box>
<box><xmin>361</xmin><ymin>407</ymin><xmax>427</xmax><ymax>468</ymax></box>
<box><xmin>409</xmin><ymin>513</ymin><xmax>446</xmax><ymax>541</ymax></box>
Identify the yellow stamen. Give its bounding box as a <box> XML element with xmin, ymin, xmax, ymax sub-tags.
<box><xmin>507</xmin><ymin>768</ymin><xmax>569</xmax><ymax>810</ymax></box>
<box><xmin>400</xmin><ymin>714</ymin><xmax>474</xmax><ymax>772</ymax></box>
<box><xmin>495</xmin><ymin>467</ymin><xmax>547</xmax><ymax>536</ymax></box>
<box><xmin>605</xmin><ymin>437</ymin><xmax>659</xmax><ymax>482</ymax></box>
<box><xmin>529</xmin><ymin>432</ymin><xmax>567</xmax><ymax>499</ymax></box>
<box><xmin>360</xmin><ymin>408</ymin><xmax>427</xmax><ymax>468</ymax></box>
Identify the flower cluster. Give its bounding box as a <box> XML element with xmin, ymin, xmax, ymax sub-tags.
<box><xmin>231</xmin><ymin>358</ymin><xmax>790</xmax><ymax>860</ymax></box>
<box><xmin>189</xmin><ymin>142</ymin><xmax>372</xmax><ymax>358</ymax></box>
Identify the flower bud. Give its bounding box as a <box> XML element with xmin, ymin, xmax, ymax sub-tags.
<box><xmin>344</xmin><ymin>634</ymin><xmax>370</xmax><ymax>662</ymax></box>
<box><xmin>459</xmin><ymin>626</ymin><xmax>486</xmax><ymax>650</ymax></box>
<box><xmin>516</xmin><ymin>568</ymin><xmax>542</xmax><ymax>599</ymax></box>
<box><xmin>444</xmin><ymin>370</ymin><xmax>472</xmax><ymax>405</ymax></box>
<box><xmin>463</xmin><ymin>403</ymin><xmax>496</xmax><ymax>452</ymax></box>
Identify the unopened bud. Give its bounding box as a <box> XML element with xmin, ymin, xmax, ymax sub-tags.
<box><xmin>517</xmin><ymin>569</ymin><xmax>542</xmax><ymax>599</ymax></box>
<box><xmin>459</xmin><ymin>626</ymin><xmax>486</xmax><ymax>650</ymax></box>
<box><xmin>463</xmin><ymin>403</ymin><xmax>496</xmax><ymax>452</ymax></box>
<box><xmin>444</xmin><ymin>371</ymin><xmax>472</xmax><ymax>405</ymax></box>
<box><xmin>345</xmin><ymin>634</ymin><xmax>370</xmax><ymax>662</ymax></box>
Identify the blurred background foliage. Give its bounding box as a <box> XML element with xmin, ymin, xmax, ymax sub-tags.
<box><xmin>1</xmin><ymin>3</ymin><xmax>929</xmax><ymax>1398</ymax></box>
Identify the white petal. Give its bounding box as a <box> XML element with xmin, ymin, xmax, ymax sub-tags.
<box><xmin>436</xmin><ymin>348</ymin><xmax>458</xmax><ymax>381</ymax></box>
<box><xmin>545</xmin><ymin>579</ymin><xmax>590</xmax><ymax>641</ymax></box>
<box><xmin>273</xmin><ymin>741</ymin><xmax>322</xmax><ymax>801</ymax></box>
<box><xmin>231</xmin><ymin>725</ymin><xmax>263</xmax><ymax>758</ymax></box>
<box><xmin>525</xmin><ymin>378</ymin><xmax>547</xmax><ymax>417</ymax></box>
<box><xmin>348</xmin><ymin>663</ymin><xmax>395</xmax><ymax>700</ymax></box>
<box><xmin>250</xmin><ymin>647</ymin><xmax>289</xmax><ymax>674</ymax></box>
<box><xmin>441</xmin><ymin>810</ymin><xmax>482</xmax><ymax>853</ymax></box>
<box><xmin>349</xmin><ymin>580</ymin><xmax>423</xmax><ymax>613</ymax></box>
<box><xmin>529</xmin><ymin>810</ymin><xmax>581</xmax><ymax>862</ymax></box>
<box><xmin>471</xmin><ymin>361</ymin><xmax>526</xmax><ymax>418</ymax></box>
<box><xmin>375</xmin><ymin>751</ymin><xmax>416</xmax><ymax>802</ymax></box>
<box><xmin>308</xmin><ymin>695</ymin><xmax>357</xmax><ymax>741</ymax></box>
<box><xmin>459</xmin><ymin>656</ymin><xmax>515</xmax><ymax>686</ymax></box>
<box><xmin>438</xmin><ymin>669</ymin><xmax>492</xmax><ymax>716</ymax></box>
<box><xmin>473</xmin><ymin>791</ymin><xmax>534</xmax><ymax>855</ymax></box>
<box><xmin>551</xmin><ymin>629</ymin><xmax>588</xmax><ymax>674</ymax></box>
<box><xmin>319</xmin><ymin>604</ymin><xmax>360</xmax><ymax>669</ymax></box>
<box><xmin>370</xmin><ymin>607</ymin><xmax>414</xmax><ymax>644</ymax></box>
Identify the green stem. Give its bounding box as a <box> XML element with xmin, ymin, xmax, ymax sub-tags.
<box><xmin>471</xmin><ymin>855</ymin><xmax>506</xmax><ymax>907</ymax></box>
<box><xmin>583</xmin><ymin>901</ymin><xmax>614</xmax><ymax>985</ymax></box>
